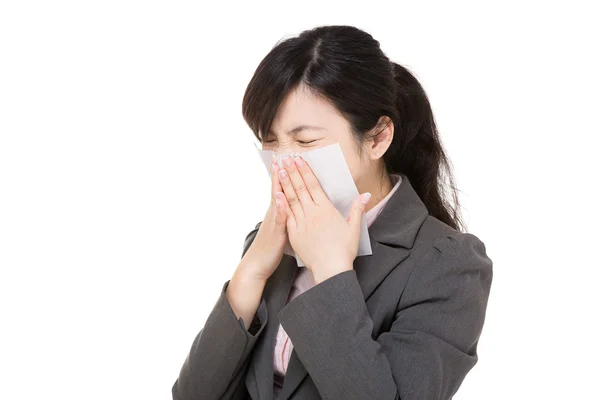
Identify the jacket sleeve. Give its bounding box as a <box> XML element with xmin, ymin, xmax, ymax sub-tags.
<box><xmin>277</xmin><ymin>233</ymin><xmax>493</xmax><ymax>400</ymax></box>
<box><xmin>172</xmin><ymin>224</ymin><xmax>268</xmax><ymax>400</ymax></box>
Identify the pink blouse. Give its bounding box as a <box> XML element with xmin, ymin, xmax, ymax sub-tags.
<box><xmin>272</xmin><ymin>174</ymin><xmax>402</xmax><ymax>397</ymax></box>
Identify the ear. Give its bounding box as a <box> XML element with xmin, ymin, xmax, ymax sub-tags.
<box><xmin>364</xmin><ymin>116</ymin><xmax>394</xmax><ymax>161</ymax></box>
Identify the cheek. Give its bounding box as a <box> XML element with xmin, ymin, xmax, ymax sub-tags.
<box><xmin>338</xmin><ymin>142</ymin><xmax>364</xmax><ymax>182</ymax></box>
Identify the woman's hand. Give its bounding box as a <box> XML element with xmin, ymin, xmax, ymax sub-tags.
<box><xmin>276</xmin><ymin>155</ymin><xmax>371</xmax><ymax>285</ymax></box>
<box><xmin>239</xmin><ymin>158</ymin><xmax>289</xmax><ymax>283</ymax></box>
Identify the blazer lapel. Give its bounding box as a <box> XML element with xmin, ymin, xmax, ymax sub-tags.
<box><xmin>352</xmin><ymin>172</ymin><xmax>430</xmax><ymax>302</ymax></box>
<box><xmin>248</xmin><ymin>173</ymin><xmax>429</xmax><ymax>400</ymax></box>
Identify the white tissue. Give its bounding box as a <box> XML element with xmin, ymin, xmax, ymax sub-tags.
<box><xmin>257</xmin><ymin>143</ymin><xmax>373</xmax><ymax>267</ymax></box>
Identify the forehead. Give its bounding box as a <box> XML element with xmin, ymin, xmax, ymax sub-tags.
<box><xmin>268</xmin><ymin>86</ymin><xmax>349</xmax><ymax>136</ymax></box>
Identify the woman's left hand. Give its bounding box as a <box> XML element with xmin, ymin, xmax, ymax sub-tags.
<box><xmin>274</xmin><ymin>155</ymin><xmax>371</xmax><ymax>285</ymax></box>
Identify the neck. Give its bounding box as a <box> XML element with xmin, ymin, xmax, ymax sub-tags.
<box><xmin>359</xmin><ymin>172</ymin><xmax>393</xmax><ymax>213</ymax></box>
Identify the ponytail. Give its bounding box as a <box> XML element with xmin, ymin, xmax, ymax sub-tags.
<box><xmin>385</xmin><ymin>62</ymin><xmax>464</xmax><ymax>232</ymax></box>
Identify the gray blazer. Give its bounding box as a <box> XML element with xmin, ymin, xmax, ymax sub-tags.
<box><xmin>172</xmin><ymin>173</ymin><xmax>493</xmax><ymax>400</ymax></box>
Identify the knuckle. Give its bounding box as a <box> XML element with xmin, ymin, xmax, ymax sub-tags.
<box><xmin>295</xmin><ymin>183</ymin><xmax>307</xmax><ymax>194</ymax></box>
<box><xmin>288</xmin><ymin>196</ymin><xmax>300</xmax><ymax>207</ymax></box>
<box><xmin>307</xmin><ymin>182</ymin><xmax>319</xmax><ymax>193</ymax></box>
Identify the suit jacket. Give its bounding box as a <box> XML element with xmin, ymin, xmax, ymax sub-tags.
<box><xmin>172</xmin><ymin>173</ymin><xmax>493</xmax><ymax>400</ymax></box>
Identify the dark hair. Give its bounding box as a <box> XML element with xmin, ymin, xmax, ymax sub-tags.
<box><xmin>242</xmin><ymin>25</ymin><xmax>465</xmax><ymax>232</ymax></box>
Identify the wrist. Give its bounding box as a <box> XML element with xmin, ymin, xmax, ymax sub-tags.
<box><xmin>236</xmin><ymin>260</ymin><xmax>269</xmax><ymax>286</ymax></box>
<box><xmin>311</xmin><ymin>263</ymin><xmax>353</xmax><ymax>285</ymax></box>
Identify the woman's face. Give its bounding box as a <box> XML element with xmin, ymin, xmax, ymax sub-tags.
<box><xmin>261</xmin><ymin>86</ymin><xmax>372</xmax><ymax>187</ymax></box>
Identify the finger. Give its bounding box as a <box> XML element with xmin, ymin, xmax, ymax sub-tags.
<box><xmin>282</xmin><ymin>156</ymin><xmax>313</xmax><ymax>207</ymax></box>
<box><xmin>276</xmin><ymin>191</ymin><xmax>296</xmax><ymax>228</ymax></box>
<box><xmin>271</xmin><ymin>163</ymin><xmax>288</xmax><ymax>226</ymax></box>
<box><xmin>274</xmin><ymin>191</ymin><xmax>289</xmax><ymax>226</ymax></box>
<box><xmin>348</xmin><ymin>192</ymin><xmax>371</xmax><ymax>228</ymax></box>
<box><xmin>278</xmin><ymin>160</ymin><xmax>304</xmax><ymax>222</ymax></box>
<box><xmin>271</xmin><ymin>162</ymin><xmax>284</xmax><ymax>202</ymax></box>
<box><xmin>292</xmin><ymin>156</ymin><xmax>329</xmax><ymax>205</ymax></box>
<box><xmin>270</xmin><ymin>163</ymin><xmax>289</xmax><ymax>227</ymax></box>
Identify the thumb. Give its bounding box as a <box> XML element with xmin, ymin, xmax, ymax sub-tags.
<box><xmin>348</xmin><ymin>192</ymin><xmax>371</xmax><ymax>229</ymax></box>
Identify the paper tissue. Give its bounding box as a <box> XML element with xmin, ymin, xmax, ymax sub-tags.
<box><xmin>256</xmin><ymin>143</ymin><xmax>373</xmax><ymax>267</ymax></box>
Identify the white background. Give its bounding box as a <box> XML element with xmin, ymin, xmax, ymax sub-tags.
<box><xmin>1</xmin><ymin>1</ymin><xmax>598</xmax><ymax>399</ymax></box>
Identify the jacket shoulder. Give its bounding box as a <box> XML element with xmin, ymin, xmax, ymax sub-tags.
<box><xmin>399</xmin><ymin>215</ymin><xmax>493</xmax><ymax>355</ymax></box>
<box><xmin>415</xmin><ymin>215</ymin><xmax>490</xmax><ymax>258</ymax></box>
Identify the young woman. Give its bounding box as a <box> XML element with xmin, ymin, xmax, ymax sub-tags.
<box><xmin>172</xmin><ymin>25</ymin><xmax>493</xmax><ymax>400</ymax></box>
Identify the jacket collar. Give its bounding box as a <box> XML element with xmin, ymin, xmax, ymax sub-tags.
<box><xmin>367</xmin><ymin>173</ymin><xmax>429</xmax><ymax>248</ymax></box>
<box><xmin>246</xmin><ymin>173</ymin><xmax>429</xmax><ymax>400</ymax></box>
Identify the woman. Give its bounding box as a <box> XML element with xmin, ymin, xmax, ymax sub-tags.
<box><xmin>172</xmin><ymin>25</ymin><xmax>493</xmax><ymax>400</ymax></box>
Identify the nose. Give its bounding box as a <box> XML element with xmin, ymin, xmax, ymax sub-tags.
<box><xmin>274</xmin><ymin>148</ymin><xmax>293</xmax><ymax>156</ymax></box>
<box><xmin>272</xmin><ymin>143</ymin><xmax>298</xmax><ymax>156</ymax></box>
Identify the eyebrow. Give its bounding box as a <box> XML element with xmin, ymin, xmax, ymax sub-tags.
<box><xmin>265</xmin><ymin>125</ymin><xmax>326</xmax><ymax>138</ymax></box>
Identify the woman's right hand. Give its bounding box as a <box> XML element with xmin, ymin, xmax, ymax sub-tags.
<box><xmin>238</xmin><ymin>159</ymin><xmax>289</xmax><ymax>282</ymax></box>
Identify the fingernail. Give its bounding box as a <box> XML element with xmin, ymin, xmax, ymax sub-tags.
<box><xmin>283</xmin><ymin>157</ymin><xmax>293</xmax><ymax>167</ymax></box>
<box><xmin>279</xmin><ymin>169</ymin><xmax>288</xmax><ymax>179</ymax></box>
<box><xmin>360</xmin><ymin>192</ymin><xmax>371</xmax><ymax>205</ymax></box>
<box><xmin>294</xmin><ymin>157</ymin><xmax>304</xmax><ymax>167</ymax></box>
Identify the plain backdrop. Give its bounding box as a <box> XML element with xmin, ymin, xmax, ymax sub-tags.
<box><xmin>1</xmin><ymin>1</ymin><xmax>598</xmax><ymax>399</ymax></box>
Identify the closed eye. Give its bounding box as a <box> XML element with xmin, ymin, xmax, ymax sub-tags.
<box><xmin>261</xmin><ymin>138</ymin><xmax>319</xmax><ymax>146</ymax></box>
